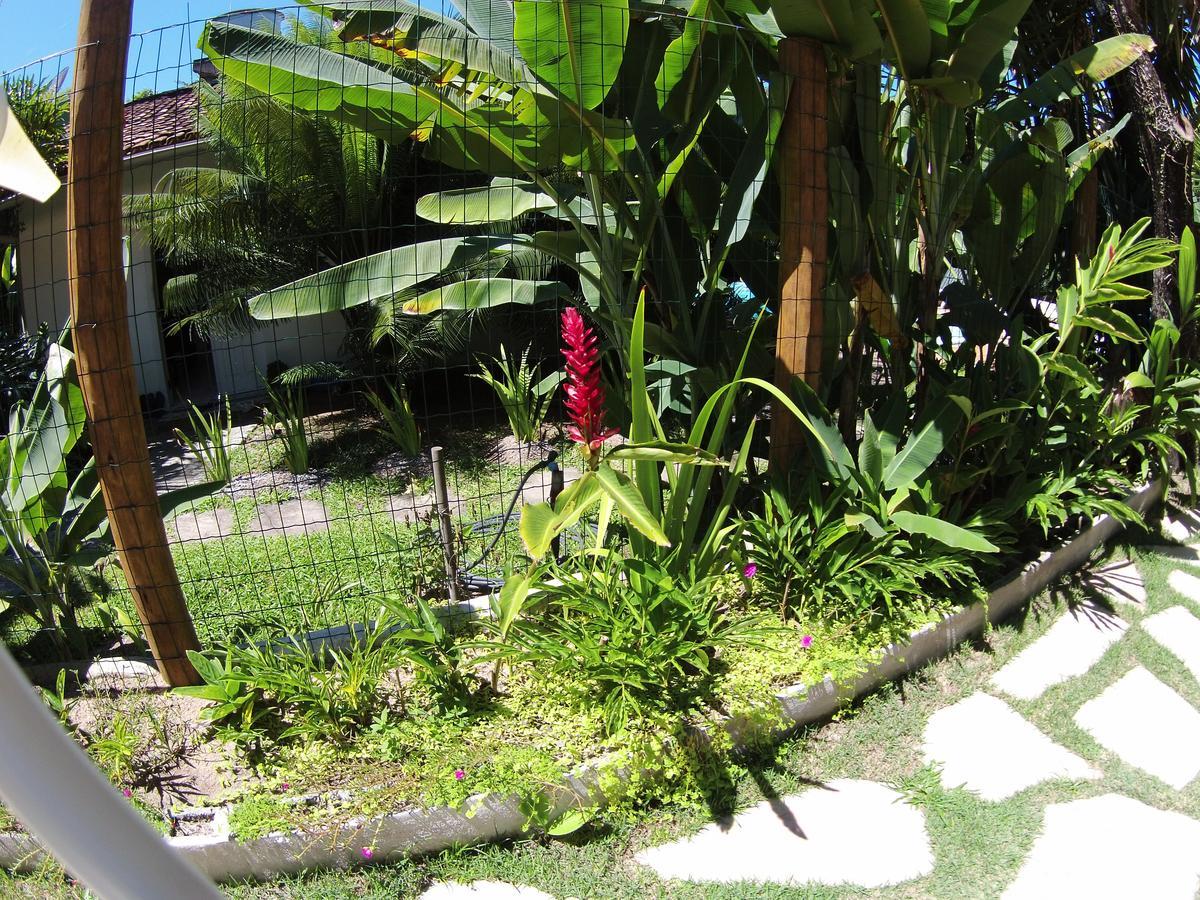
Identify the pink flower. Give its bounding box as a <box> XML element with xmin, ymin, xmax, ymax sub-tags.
<box><xmin>561</xmin><ymin>308</ymin><xmax>618</xmax><ymax>467</ymax></box>
<box><xmin>801</xmin><ymin>635</ymin><xmax>813</xmax><ymax>649</ymax></box>
<box><xmin>454</xmin><ymin>769</ymin><xmax>465</xmax><ymax>781</ymax></box>
<box><xmin>360</xmin><ymin>846</ymin><xmax>374</xmax><ymax>860</ymax></box>
<box><xmin>279</xmin><ymin>783</ymin><xmax>290</xmax><ymax>792</ymax></box>
<box><xmin>122</xmin><ymin>788</ymin><xmax>132</xmax><ymax>798</ymax></box>
<box><xmin>743</xmin><ymin>563</ymin><xmax>757</xmax><ymax>579</ymax></box>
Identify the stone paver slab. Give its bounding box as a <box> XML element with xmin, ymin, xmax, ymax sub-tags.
<box><xmin>247</xmin><ymin>499</ymin><xmax>330</xmax><ymax>538</ymax></box>
<box><xmin>923</xmin><ymin>693</ymin><xmax>1098</xmax><ymax>801</ymax></box>
<box><xmin>385</xmin><ymin>492</ymin><xmax>466</xmax><ymax>524</ymax></box>
<box><xmin>990</xmin><ymin>602</ymin><xmax>1126</xmax><ymax>700</ymax></box>
<box><xmin>519</xmin><ymin>467</ymin><xmax>583</xmax><ymax>505</ymax></box>
<box><xmin>1082</xmin><ymin>560</ymin><xmax>1145</xmax><ymax>607</ymax></box>
<box><xmin>1003</xmin><ymin>794</ymin><xmax>1200</xmax><ymax>900</ymax></box>
<box><xmin>1075</xmin><ymin>667</ymin><xmax>1200</xmax><ymax>790</ymax></box>
<box><xmin>169</xmin><ymin>507</ymin><xmax>236</xmax><ymax>543</ymax></box>
<box><xmin>635</xmin><ymin>779</ymin><xmax>932</xmax><ymax>888</ymax></box>
<box><xmin>420</xmin><ymin>882</ymin><xmax>554</xmax><ymax>900</ymax></box>
<box><xmin>1168</xmin><ymin>568</ymin><xmax>1200</xmax><ymax>605</ymax></box>
<box><xmin>1143</xmin><ymin>606</ymin><xmax>1200</xmax><ymax>687</ymax></box>
<box><xmin>1162</xmin><ymin>509</ymin><xmax>1200</xmax><ymax>544</ymax></box>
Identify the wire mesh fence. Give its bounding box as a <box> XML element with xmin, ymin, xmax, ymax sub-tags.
<box><xmin>1</xmin><ymin>3</ymin><xmax>799</xmax><ymax>663</ymax></box>
<box><xmin>0</xmin><ymin>1</ymin><xmax>1167</xmax><ymax>668</ymax></box>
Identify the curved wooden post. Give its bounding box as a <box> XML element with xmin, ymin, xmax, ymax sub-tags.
<box><xmin>67</xmin><ymin>0</ymin><xmax>201</xmax><ymax>685</ymax></box>
<box><xmin>770</xmin><ymin>36</ymin><xmax>829</xmax><ymax>474</ymax></box>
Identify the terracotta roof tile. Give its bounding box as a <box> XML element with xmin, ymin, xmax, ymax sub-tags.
<box><xmin>122</xmin><ymin>86</ymin><xmax>200</xmax><ymax>155</ymax></box>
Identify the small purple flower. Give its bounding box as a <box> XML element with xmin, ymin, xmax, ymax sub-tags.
<box><xmin>801</xmin><ymin>635</ymin><xmax>813</xmax><ymax>649</ymax></box>
<box><xmin>454</xmin><ymin>769</ymin><xmax>465</xmax><ymax>781</ymax></box>
<box><xmin>743</xmin><ymin>563</ymin><xmax>758</xmax><ymax>579</ymax></box>
<box><xmin>122</xmin><ymin>788</ymin><xmax>132</xmax><ymax>799</ymax></box>
<box><xmin>279</xmin><ymin>783</ymin><xmax>291</xmax><ymax>792</ymax></box>
<box><xmin>360</xmin><ymin>846</ymin><xmax>374</xmax><ymax>860</ymax></box>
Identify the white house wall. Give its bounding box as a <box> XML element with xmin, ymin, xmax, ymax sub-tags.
<box><xmin>209</xmin><ymin>313</ymin><xmax>349</xmax><ymax>400</ymax></box>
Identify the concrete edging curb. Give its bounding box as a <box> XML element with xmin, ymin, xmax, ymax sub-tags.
<box><xmin>0</xmin><ymin>481</ymin><xmax>1162</xmax><ymax>881</ymax></box>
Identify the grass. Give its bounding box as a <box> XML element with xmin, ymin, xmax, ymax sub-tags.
<box><xmin>209</xmin><ymin>535</ymin><xmax>1200</xmax><ymax>897</ymax></box>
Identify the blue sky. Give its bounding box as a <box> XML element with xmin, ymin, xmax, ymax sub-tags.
<box><xmin>0</xmin><ymin>1</ymin><xmax>291</xmax><ymax>94</ymax></box>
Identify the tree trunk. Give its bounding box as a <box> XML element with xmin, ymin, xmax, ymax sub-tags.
<box><xmin>67</xmin><ymin>0</ymin><xmax>202</xmax><ymax>686</ymax></box>
<box><xmin>1105</xmin><ymin>0</ymin><xmax>1196</xmax><ymax>330</ymax></box>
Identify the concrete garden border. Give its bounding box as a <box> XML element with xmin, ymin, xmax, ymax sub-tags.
<box><xmin>1</xmin><ymin>481</ymin><xmax>1163</xmax><ymax>881</ymax></box>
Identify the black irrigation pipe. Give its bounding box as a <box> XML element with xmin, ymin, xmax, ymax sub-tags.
<box><xmin>459</xmin><ymin>451</ymin><xmax>564</xmax><ymax>592</ymax></box>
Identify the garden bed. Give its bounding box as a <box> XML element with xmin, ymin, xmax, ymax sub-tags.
<box><xmin>0</xmin><ymin>482</ymin><xmax>1161</xmax><ymax>881</ymax></box>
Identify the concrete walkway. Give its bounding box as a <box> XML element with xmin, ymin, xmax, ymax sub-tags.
<box><xmin>635</xmin><ymin>520</ymin><xmax>1200</xmax><ymax>897</ymax></box>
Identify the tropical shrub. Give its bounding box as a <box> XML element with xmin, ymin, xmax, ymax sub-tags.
<box><xmin>0</xmin><ymin>342</ymin><xmax>110</xmax><ymax>657</ymax></box>
<box><xmin>363</xmin><ymin>381</ymin><xmax>421</xmax><ymax>456</ymax></box>
<box><xmin>262</xmin><ymin>378</ymin><xmax>309</xmax><ymax>475</ymax></box>
<box><xmin>490</xmin><ymin>554</ymin><xmax>770</xmax><ymax>735</ymax></box>
<box><xmin>740</xmin><ymin>477</ymin><xmax>979</xmax><ymax>628</ymax></box>
<box><xmin>174</xmin><ymin>395</ymin><xmax>235</xmax><ymax>484</ymax></box>
<box><xmin>472</xmin><ymin>345</ymin><xmax>558</xmax><ymax>444</ymax></box>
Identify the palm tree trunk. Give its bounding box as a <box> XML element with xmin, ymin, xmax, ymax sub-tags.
<box><xmin>1105</xmin><ymin>0</ymin><xmax>1196</xmax><ymax>337</ymax></box>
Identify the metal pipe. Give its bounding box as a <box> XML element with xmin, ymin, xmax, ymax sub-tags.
<box><xmin>430</xmin><ymin>446</ymin><xmax>461</xmax><ymax>605</ymax></box>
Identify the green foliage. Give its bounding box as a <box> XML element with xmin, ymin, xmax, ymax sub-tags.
<box><xmin>3</xmin><ymin>76</ymin><xmax>69</xmax><ymax>170</ymax></box>
<box><xmin>383</xmin><ymin>595</ymin><xmax>475</xmax><ymax>710</ymax></box>
<box><xmin>740</xmin><ymin>477</ymin><xmax>979</xmax><ymax>627</ymax></box>
<box><xmin>472</xmin><ymin>345</ymin><xmax>558</xmax><ymax>444</ymax></box>
<box><xmin>174</xmin><ymin>395</ymin><xmax>234</xmax><ymax>484</ymax></box>
<box><xmin>0</xmin><ymin>342</ymin><xmax>110</xmax><ymax>657</ymax></box>
<box><xmin>488</xmin><ymin>554</ymin><xmax>772</xmax><ymax>735</ymax></box>
<box><xmin>363</xmin><ymin>382</ymin><xmax>421</xmax><ymax>456</ymax></box>
<box><xmin>262</xmin><ymin>378</ymin><xmax>309</xmax><ymax>475</ymax></box>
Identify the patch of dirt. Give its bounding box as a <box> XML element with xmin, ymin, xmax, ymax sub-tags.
<box><xmin>225</xmin><ymin>469</ymin><xmax>331</xmax><ymax>500</ymax></box>
<box><xmin>65</xmin><ymin>689</ymin><xmax>249</xmax><ymax>809</ymax></box>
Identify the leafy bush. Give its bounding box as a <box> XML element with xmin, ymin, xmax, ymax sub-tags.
<box><xmin>174</xmin><ymin>395</ymin><xmax>234</xmax><ymax>484</ymax></box>
<box><xmin>0</xmin><ymin>342</ymin><xmax>110</xmax><ymax>657</ymax></box>
<box><xmin>490</xmin><ymin>555</ymin><xmax>771</xmax><ymax>735</ymax></box>
<box><xmin>363</xmin><ymin>381</ymin><xmax>421</xmax><ymax>456</ymax></box>
<box><xmin>740</xmin><ymin>477</ymin><xmax>978</xmax><ymax>628</ymax></box>
<box><xmin>472</xmin><ymin>345</ymin><xmax>558</xmax><ymax>444</ymax></box>
<box><xmin>262</xmin><ymin>378</ymin><xmax>308</xmax><ymax>475</ymax></box>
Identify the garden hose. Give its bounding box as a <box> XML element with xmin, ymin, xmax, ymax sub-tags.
<box><xmin>459</xmin><ymin>450</ymin><xmax>560</xmax><ymax>580</ymax></box>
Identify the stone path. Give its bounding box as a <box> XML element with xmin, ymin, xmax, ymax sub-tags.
<box><xmin>922</xmin><ymin>693</ymin><xmax>1097</xmax><ymax>800</ymax></box>
<box><xmin>635</xmin><ymin>779</ymin><xmax>934</xmax><ymax>888</ymax></box>
<box><xmin>634</xmin><ymin>531</ymin><xmax>1200</xmax><ymax>896</ymax></box>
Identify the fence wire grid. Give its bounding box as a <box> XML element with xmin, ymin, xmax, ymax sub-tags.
<box><xmin>0</xmin><ymin>2</ymin><xmax>1150</xmax><ymax>666</ymax></box>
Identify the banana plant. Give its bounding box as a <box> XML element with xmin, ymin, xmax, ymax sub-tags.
<box><xmin>201</xmin><ymin>1</ymin><xmax>782</xmax><ymax>391</ymax></box>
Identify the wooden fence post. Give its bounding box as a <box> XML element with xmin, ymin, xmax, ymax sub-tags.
<box><xmin>67</xmin><ymin>0</ymin><xmax>202</xmax><ymax>686</ymax></box>
<box><xmin>770</xmin><ymin>36</ymin><xmax>829</xmax><ymax>474</ymax></box>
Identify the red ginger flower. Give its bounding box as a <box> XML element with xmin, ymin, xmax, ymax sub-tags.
<box><xmin>561</xmin><ymin>308</ymin><xmax>618</xmax><ymax>467</ymax></box>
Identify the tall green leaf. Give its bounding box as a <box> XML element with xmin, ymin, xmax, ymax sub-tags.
<box><xmin>247</xmin><ymin>236</ymin><xmax>509</xmax><ymax>319</ymax></box>
<box><xmin>403</xmin><ymin>278</ymin><xmax>573</xmax><ymax>314</ymax></box>
<box><xmin>514</xmin><ymin>0</ymin><xmax>629</xmax><ymax>110</ymax></box>
<box><xmin>891</xmin><ymin>511</ymin><xmax>999</xmax><ymax>552</ymax></box>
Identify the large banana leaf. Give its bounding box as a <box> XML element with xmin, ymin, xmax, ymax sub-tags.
<box><xmin>943</xmin><ymin>0</ymin><xmax>1032</xmax><ymax>92</ymax></box>
<box><xmin>514</xmin><ymin>0</ymin><xmax>629</xmax><ymax>110</ymax></box>
<box><xmin>402</xmin><ymin>277</ymin><xmax>573</xmax><ymax>313</ymax></box>
<box><xmin>415</xmin><ymin>178</ymin><xmax>564</xmax><ymax>224</ymax></box>
<box><xmin>202</xmin><ymin>21</ymin><xmax>545</xmax><ymax>176</ymax></box>
<box><xmin>875</xmin><ymin>0</ymin><xmax>932</xmax><ymax>80</ymax></box>
<box><xmin>655</xmin><ymin>0</ymin><xmax>736</xmax><ymax>125</ymax></box>
<box><xmin>993</xmin><ymin>34</ymin><xmax>1156</xmax><ymax>123</ymax></box>
<box><xmin>769</xmin><ymin>0</ymin><xmax>880</xmax><ymax>59</ymax></box>
<box><xmin>247</xmin><ymin>236</ymin><xmax>511</xmax><ymax>319</ymax></box>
